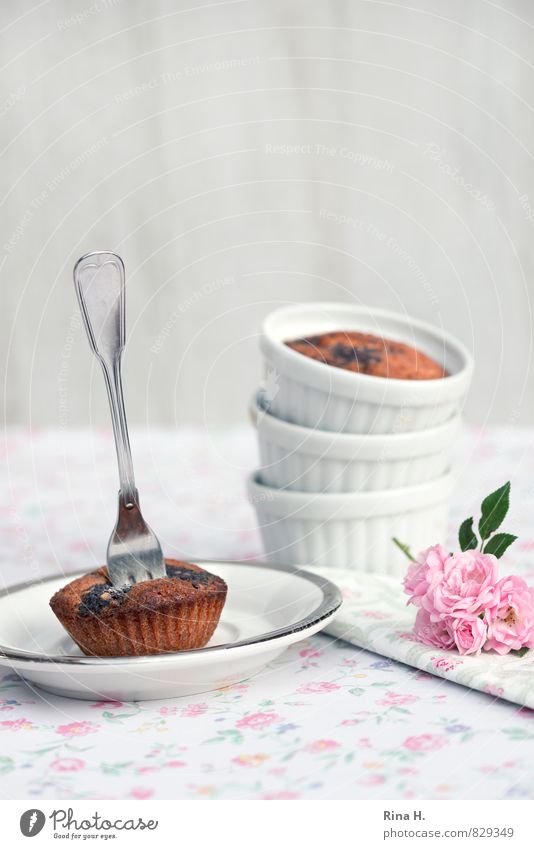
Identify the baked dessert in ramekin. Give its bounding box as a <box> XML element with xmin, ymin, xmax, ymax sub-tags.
<box><xmin>285</xmin><ymin>330</ymin><xmax>447</xmax><ymax>380</ymax></box>
<box><xmin>260</xmin><ymin>303</ymin><xmax>473</xmax><ymax>433</ymax></box>
<box><xmin>50</xmin><ymin>559</ymin><xmax>227</xmax><ymax>657</ymax></box>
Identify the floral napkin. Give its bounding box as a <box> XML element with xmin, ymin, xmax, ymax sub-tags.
<box><xmin>316</xmin><ymin>568</ymin><xmax>534</xmax><ymax>710</ymax></box>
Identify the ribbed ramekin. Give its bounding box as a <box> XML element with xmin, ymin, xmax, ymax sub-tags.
<box><xmin>248</xmin><ymin>472</ymin><xmax>453</xmax><ymax>576</ymax></box>
<box><xmin>260</xmin><ymin>303</ymin><xmax>472</xmax><ymax>434</ymax></box>
<box><xmin>251</xmin><ymin>392</ymin><xmax>459</xmax><ymax>493</ymax></box>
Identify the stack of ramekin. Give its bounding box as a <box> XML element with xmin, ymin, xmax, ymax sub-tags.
<box><xmin>248</xmin><ymin>303</ymin><xmax>473</xmax><ymax>576</ymax></box>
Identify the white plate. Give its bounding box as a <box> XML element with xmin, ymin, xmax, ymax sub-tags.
<box><xmin>0</xmin><ymin>560</ymin><xmax>341</xmax><ymax>701</ymax></box>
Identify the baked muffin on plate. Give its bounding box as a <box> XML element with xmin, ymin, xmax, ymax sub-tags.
<box><xmin>50</xmin><ymin>559</ymin><xmax>227</xmax><ymax>657</ymax></box>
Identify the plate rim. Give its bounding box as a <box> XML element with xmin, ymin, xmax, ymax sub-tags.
<box><xmin>0</xmin><ymin>559</ymin><xmax>342</xmax><ymax>667</ymax></box>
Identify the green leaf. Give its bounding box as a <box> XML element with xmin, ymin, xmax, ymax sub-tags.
<box><xmin>502</xmin><ymin>728</ymin><xmax>534</xmax><ymax>740</ymax></box>
<box><xmin>102</xmin><ymin>711</ymin><xmax>138</xmax><ymax>723</ymax></box>
<box><xmin>458</xmin><ymin>517</ymin><xmax>478</xmax><ymax>551</ymax></box>
<box><xmin>101</xmin><ymin>762</ymin><xmax>133</xmax><ymax>775</ymax></box>
<box><xmin>26</xmin><ymin>744</ymin><xmax>62</xmax><ymax>757</ymax></box>
<box><xmin>483</xmin><ymin>532</ymin><xmax>517</xmax><ymax>558</ymax></box>
<box><xmin>511</xmin><ymin>646</ymin><xmax>529</xmax><ymax>658</ymax></box>
<box><xmin>0</xmin><ymin>757</ymin><xmax>14</xmax><ymax>775</ymax></box>
<box><xmin>392</xmin><ymin>537</ymin><xmax>415</xmax><ymax>561</ymax></box>
<box><xmin>478</xmin><ymin>482</ymin><xmax>511</xmax><ymax>540</ymax></box>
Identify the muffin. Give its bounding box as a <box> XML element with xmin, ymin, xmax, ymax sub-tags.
<box><xmin>285</xmin><ymin>330</ymin><xmax>446</xmax><ymax>380</ymax></box>
<box><xmin>50</xmin><ymin>559</ymin><xmax>227</xmax><ymax>657</ymax></box>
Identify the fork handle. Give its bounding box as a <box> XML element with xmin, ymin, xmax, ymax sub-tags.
<box><xmin>73</xmin><ymin>251</ymin><xmax>136</xmax><ymax>505</ymax></box>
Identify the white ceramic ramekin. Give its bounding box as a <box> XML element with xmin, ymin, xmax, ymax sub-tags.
<box><xmin>251</xmin><ymin>393</ymin><xmax>460</xmax><ymax>493</ymax></box>
<box><xmin>248</xmin><ymin>472</ymin><xmax>453</xmax><ymax>576</ymax></box>
<box><xmin>260</xmin><ymin>303</ymin><xmax>473</xmax><ymax>434</ymax></box>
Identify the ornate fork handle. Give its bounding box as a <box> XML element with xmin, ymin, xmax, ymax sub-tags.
<box><xmin>73</xmin><ymin>251</ymin><xmax>165</xmax><ymax>586</ymax></box>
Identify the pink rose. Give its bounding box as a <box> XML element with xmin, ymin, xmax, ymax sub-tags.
<box><xmin>56</xmin><ymin>721</ymin><xmax>98</xmax><ymax>737</ymax></box>
<box><xmin>450</xmin><ymin>615</ymin><xmax>487</xmax><ymax>655</ymax></box>
<box><xmin>403</xmin><ymin>734</ymin><xmax>447</xmax><ymax>752</ymax></box>
<box><xmin>0</xmin><ymin>718</ymin><xmax>33</xmax><ymax>731</ymax></box>
<box><xmin>484</xmin><ymin>575</ymin><xmax>534</xmax><ymax>654</ymax></box>
<box><xmin>50</xmin><ymin>758</ymin><xmax>85</xmax><ymax>772</ymax></box>
<box><xmin>297</xmin><ymin>681</ymin><xmax>340</xmax><ymax>694</ymax></box>
<box><xmin>484</xmin><ymin>684</ymin><xmax>504</xmax><ymax>697</ymax></box>
<box><xmin>236</xmin><ymin>712</ymin><xmax>280</xmax><ymax>730</ymax></box>
<box><xmin>403</xmin><ymin>545</ymin><xmax>449</xmax><ymax>606</ymax></box>
<box><xmin>423</xmin><ymin>551</ymin><xmax>499</xmax><ymax>619</ymax></box>
<box><xmin>180</xmin><ymin>704</ymin><xmax>208</xmax><ymax>718</ymax></box>
<box><xmin>432</xmin><ymin>656</ymin><xmax>463</xmax><ymax>672</ymax></box>
<box><xmin>130</xmin><ymin>787</ymin><xmax>153</xmax><ymax>800</ymax></box>
<box><xmin>359</xmin><ymin>774</ymin><xmax>386</xmax><ymax>786</ymax></box>
<box><xmin>413</xmin><ymin>609</ymin><xmax>455</xmax><ymax>651</ymax></box>
<box><xmin>376</xmin><ymin>692</ymin><xmax>418</xmax><ymax>707</ymax></box>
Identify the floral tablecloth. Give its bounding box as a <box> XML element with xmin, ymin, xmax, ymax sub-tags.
<box><xmin>1</xmin><ymin>425</ymin><xmax>534</xmax><ymax>801</ymax></box>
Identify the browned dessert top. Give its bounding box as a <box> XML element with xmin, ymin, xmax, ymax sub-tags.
<box><xmin>50</xmin><ymin>559</ymin><xmax>227</xmax><ymax>621</ymax></box>
<box><xmin>285</xmin><ymin>331</ymin><xmax>446</xmax><ymax>380</ymax></box>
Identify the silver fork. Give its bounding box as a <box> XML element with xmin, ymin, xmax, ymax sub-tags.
<box><xmin>73</xmin><ymin>251</ymin><xmax>166</xmax><ymax>587</ymax></box>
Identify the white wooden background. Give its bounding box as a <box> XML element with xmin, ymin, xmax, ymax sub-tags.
<box><xmin>1</xmin><ymin>0</ymin><xmax>533</xmax><ymax>428</ymax></box>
